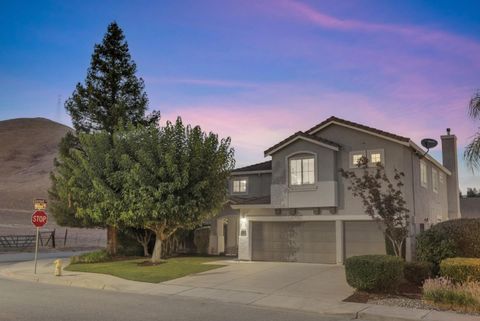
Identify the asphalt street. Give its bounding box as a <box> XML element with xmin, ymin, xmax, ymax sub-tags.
<box><xmin>0</xmin><ymin>273</ymin><xmax>347</xmax><ymax>321</ymax></box>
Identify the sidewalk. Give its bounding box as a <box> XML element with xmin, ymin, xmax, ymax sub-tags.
<box><xmin>0</xmin><ymin>258</ymin><xmax>478</xmax><ymax>321</ymax></box>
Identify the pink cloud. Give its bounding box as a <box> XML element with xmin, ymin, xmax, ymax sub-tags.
<box><xmin>270</xmin><ymin>0</ymin><xmax>480</xmax><ymax>67</ymax></box>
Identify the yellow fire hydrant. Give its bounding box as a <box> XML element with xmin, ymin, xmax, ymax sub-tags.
<box><xmin>54</xmin><ymin>259</ymin><xmax>62</xmax><ymax>276</ymax></box>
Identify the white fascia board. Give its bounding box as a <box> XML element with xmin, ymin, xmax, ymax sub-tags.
<box><xmin>409</xmin><ymin>141</ymin><xmax>451</xmax><ymax>175</ymax></box>
<box><xmin>245</xmin><ymin>214</ymin><xmax>374</xmax><ymax>221</ymax></box>
<box><xmin>265</xmin><ymin>136</ymin><xmax>339</xmax><ymax>156</ymax></box>
<box><xmin>231</xmin><ymin>204</ymin><xmax>274</xmax><ymax>209</ymax></box>
<box><xmin>231</xmin><ymin>170</ymin><xmax>272</xmax><ymax>176</ymax></box>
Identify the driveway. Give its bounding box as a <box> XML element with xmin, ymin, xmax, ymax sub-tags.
<box><xmin>163</xmin><ymin>260</ymin><xmax>355</xmax><ymax>310</ymax></box>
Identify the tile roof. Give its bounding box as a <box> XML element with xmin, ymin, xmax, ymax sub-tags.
<box><xmin>306</xmin><ymin>116</ymin><xmax>410</xmax><ymax>143</ymax></box>
<box><xmin>231</xmin><ymin>160</ymin><xmax>272</xmax><ymax>173</ymax></box>
<box><xmin>264</xmin><ymin>131</ymin><xmax>340</xmax><ymax>156</ymax></box>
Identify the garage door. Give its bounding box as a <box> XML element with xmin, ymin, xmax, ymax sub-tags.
<box><xmin>251</xmin><ymin>221</ymin><xmax>336</xmax><ymax>263</ymax></box>
<box><xmin>344</xmin><ymin>221</ymin><xmax>386</xmax><ymax>258</ymax></box>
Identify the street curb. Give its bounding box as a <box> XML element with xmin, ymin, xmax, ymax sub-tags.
<box><xmin>1</xmin><ymin>262</ymin><xmax>479</xmax><ymax>321</ymax></box>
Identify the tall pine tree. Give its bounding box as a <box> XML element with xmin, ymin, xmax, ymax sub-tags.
<box><xmin>50</xmin><ymin>22</ymin><xmax>157</xmax><ymax>255</ymax></box>
<box><xmin>65</xmin><ymin>21</ymin><xmax>154</xmax><ymax>133</ymax></box>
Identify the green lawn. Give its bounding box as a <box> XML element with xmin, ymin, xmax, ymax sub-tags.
<box><xmin>65</xmin><ymin>256</ymin><xmax>226</xmax><ymax>283</ymax></box>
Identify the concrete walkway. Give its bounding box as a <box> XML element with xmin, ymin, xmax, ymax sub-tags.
<box><xmin>0</xmin><ymin>258</ymin><xmax>478</xmax><ymax>321</ymax></box>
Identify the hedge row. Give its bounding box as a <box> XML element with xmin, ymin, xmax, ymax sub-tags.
<box><xmin>416</xmin><ymin>219</ymin><xmax>480</xmax><ymax>273</ymax></box>
<box><xmin>440</xmin><ymin>258</ymin><xmax>480</xmax><ymax>283</ymax></box>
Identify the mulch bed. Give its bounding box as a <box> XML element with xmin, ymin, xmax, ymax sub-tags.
<box><xmin>344</xmin><ymin>281</ymin><xmax>422</xmax><ymax>304</ymax></box>
<box><xmin>344</xmin><ymin>281</ymin><xmax>480</xmax><ymax>315</ymax></box>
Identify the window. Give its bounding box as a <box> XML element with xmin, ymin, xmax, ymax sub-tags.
<box><xmin>349</xmin><ymin>151</ymin><xmax>366</xmax><ymax>168</ymax></box>
<box><xmin>420</xmin><ymin>160</ymin><xmax>428</xmax><ymax>188</ymax></box>
<box><xmin>350</xmin><ymin>149</ymin><xmax>384</xmax><ymax>168</ymax></box>
<box><xmin>289</xmin><ymin>156</ymin><xmax>315</xmax><ymax>186</ymax></box>
<box><xmin>367</xmin><ymin>149</ymin><xmax>385</xmax><ymax>167</ymax></box>
<box><xmin>370</xmin><ymin>153</ymin><xmax>381</xmax><ymax>164</ymax></box>
<box><xmin>232</xmin><ymin>178</ymin><xmax>248</xmax><ymax>193</ymax></box>
<box><xmin>439</xmin><ymin>172</ymin><xmax>445</xmax><ymax>184</ymax></box>
<box><xmin>432</xmin><ymin>168</ymin><xmax>438</xmax><ymax>193</ymax></box>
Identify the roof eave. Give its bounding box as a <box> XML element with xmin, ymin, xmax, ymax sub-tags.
<box><xmin>264</xmin><ymin>135</ymin><xmax>339</xmax><ymax>157</ymax></box>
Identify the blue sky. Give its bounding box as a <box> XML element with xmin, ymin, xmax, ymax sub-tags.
<box><xmin>1</xmin><ymin>0</ymin><xmax>480</xmax><ymax>191</ymax></box>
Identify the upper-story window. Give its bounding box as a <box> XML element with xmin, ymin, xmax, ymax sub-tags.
<box><xmin>432</xmin><ymin>168</ymin><xmax>439</xmax><ymax>193</ymax></box>
<box><xmin>232</xmin><ymin>178</ymin><xmax>248</xmax><ymax>194</ymax></box>
<box><xmin>420</xmin><ymin>160</ymin><xmax>428</xmax><ymax>188</ymax></box>
<box><xmin>350</xmin><ymin>151</ymin><xmax>366</xmax><ymax>168</ymax></box>
<box><xmin>368</xmin><ymin>149</ymin><xmax>384</xmax><ymax>166</ymax></box>
<box><xmin>289</xmin><ymin>156</ymin><xmax>315</xmax><ymax>186</ymax></box>
<box><xmin>350</xmin><ymin>149</ymin><xmax>384</xmax><ymax>168</ymax></box>
<box><xmin>439</xmin><ymin>172</ymin><xmax>445</xmax><ymax>184</ymax></box>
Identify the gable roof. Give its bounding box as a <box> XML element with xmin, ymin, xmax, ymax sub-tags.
<box><xmin>306</xmin><ymin>116</ymin><xmax>451</xmax><ymax>175</ymax></box>
<box><xmin>306</xmin><ymin>116</ymin><xmax>410</xmax><ymax>143</ymax></box>
<box><xmin>264</xmin><ymin>131</ymin><xmax>340</xmax><ymax>156</ymax></box>
<box><xmin>231</xmin><ymin>160</ymin><xmax>272</xmax><ymax>174</ymax></box>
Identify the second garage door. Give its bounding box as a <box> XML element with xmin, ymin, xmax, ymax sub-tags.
<box><xmin>251</xmin><ymin>221</ymin><xmax>336</xmax><ymax>264</ymax></box>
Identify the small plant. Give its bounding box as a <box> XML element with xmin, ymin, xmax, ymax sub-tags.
<box><xmin>70</xmin><ymin>250</ymin><xmax>112</xmax><ymax>264</ymax></box>
<box><xmin>345</xmin><ymin>255</ymin><xmax>404</xmax><ymax>292</ymax></box>
<box><xmin>423</xmin><ymin>277</ymin><xmax>480</xmax><ymax>312</ymax></box>
<box><xmin>404</xmin><ymin>261</ymin><xmax>433</xmax><ymax>286</ymax></box>
<box><xmin>440</xmin><ymin>258</ymin><xmax>480</xmax><ymax>283</ymax></box>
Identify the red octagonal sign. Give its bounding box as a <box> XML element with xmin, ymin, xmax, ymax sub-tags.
<box><xmin>32</xmin><ymin>210</ymin><xmax>48</xmax><ymax>228</ymax></box>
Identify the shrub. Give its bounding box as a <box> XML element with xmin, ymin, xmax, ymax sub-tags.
<box><xmin>345</xmin><ymin>255</ymin><xmax>404</xmax><ymax>292</ymax></box>
<box><xmin>440</xmin><ymin>258</ymin><xmax>480</xmax><ymax>283</ymax></box>
<box><xmin>416</xmin><ymin>219</ymin><xmax>480</xmax><ymax>272</ymax></box>
<box><xmin>404</xmin><ymin>261</ymin><xmax>433</xmax><ymax>285</ymax></box>
<box><xmin>70</xmin><ymin>250</ymin><xmax>111</xmax><ymax>264</ymax></box>
<box><xmin>423</xmin><ymin>277</ymin><xmax>480</xmax><ymax>312</ymax></box>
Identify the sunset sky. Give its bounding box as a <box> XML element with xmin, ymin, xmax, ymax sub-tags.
<box><xmin>1</xmin><ymin>0</ymin><xmax>480</xmax><ymax>191</ymax></box>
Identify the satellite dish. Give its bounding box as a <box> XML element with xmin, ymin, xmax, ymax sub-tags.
<box><xmin>421</xmin><ymin>138</ymin><xmax>438</xmax><ymax>150</ymax></box>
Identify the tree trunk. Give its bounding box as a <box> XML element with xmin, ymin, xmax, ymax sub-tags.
<box><xmin>151</xmin><ymin>232</ymin><xmax>163</xmax><ymax>263</ymax></box>
<box><xmin>142</xmin><ymin>242</ymin><xmax>150</xmax><ymax>257</ymax></box>
<box><xmin>106</xmin><ymin>225</ymin><xmax>118</xmax><ymax>256</ymax></box>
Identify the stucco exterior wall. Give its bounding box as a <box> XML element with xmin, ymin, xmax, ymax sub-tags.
<box><xmin>229</xmin><ymin>172</ymin><xmax>271</xmax><ymax>198</ymax></box>
<box><xmin>270</xmin><ymin>139</ymin><xmax>337</xmax><ymax>208</ymax></box>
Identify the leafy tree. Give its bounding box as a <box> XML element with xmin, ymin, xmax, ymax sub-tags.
<box><xmin>51</xmin><ymin>131</ymin><xmax>125</xmax><ymax>254</ymax></box>
<box><xmin>340</xmin><ymin>157</ymin><xmax>410</xmax><ymax>257</ymax></box>
<box><xmin>115</xmin><ymin>119</ymin><xmax>235</xmax><ymax>263</ymax></box>
<box><xmin>465</xmin><ymin>90</ymin><xmax>480</xmax><ymax>169</ymax></box>
<box><xmin>51</xmin><ymin>22</ymin><xmax>158</xmax><ymax>255</ymax></box>
<box><xmin>466</xmin><ymin>187</ymin><xmax>480</xmax><ymax>198</ymax></box>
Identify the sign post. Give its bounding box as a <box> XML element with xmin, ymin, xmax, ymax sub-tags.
<box><xmin>31</xmin><ymin>210</ymin><xmax>48</xmax><ymax>274</ymax></box>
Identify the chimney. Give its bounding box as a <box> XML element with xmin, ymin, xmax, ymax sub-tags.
<box><xmin>441</xmin><ymin>128</ymin><xmax>461</xmax><ymax>219</ymax></box>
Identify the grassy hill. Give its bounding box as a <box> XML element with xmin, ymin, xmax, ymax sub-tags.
<box><xmin>0</xmin><ymin>117</ymin><xmax>71</xmax><ymax>211</ymax></box>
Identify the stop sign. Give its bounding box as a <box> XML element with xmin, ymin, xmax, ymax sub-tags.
<box><xmin>32</xmin><ymin>210</ymin><xmax>48</xmax><ymax>228</ymax></box>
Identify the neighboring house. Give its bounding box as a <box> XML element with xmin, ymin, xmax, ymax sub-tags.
<box><xmin>460</xmin><ymin>197</ymin><xmax>480</xmax><ymax>218</ymax></box>
<box><xmin>208</xmin><ymin>116</ymin><xmax>461</xmax><ymax>263</ymax></box>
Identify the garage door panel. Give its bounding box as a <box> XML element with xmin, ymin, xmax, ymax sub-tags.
<box><xmin>251</xmin><ymin>221</ymin><xmax>336</xmax><ymax>264</ymax></box>
<box><xmin>345</xmin><ymin>221</ymin><xmax>386</xmax><ymax>258</ymax></box>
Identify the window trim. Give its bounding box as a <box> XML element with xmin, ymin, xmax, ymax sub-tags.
<box><xmin>420</xmin><ymin>160</ymin><xmax>428</xmax><ymax>188</ymax></box>
<box><xmin>432</xmin><ymin>168</ymin><xmax>439</xmax><ymax>193</ymax></box>
<box><xmin>287</xmin><ymin>152</ymin><xmax>316</xmax><ymax>187</ymax></box>
<box><xmin>232</xmin><ymin>177</ymin><xmax>248</xmax><ymax>194</ymax></box>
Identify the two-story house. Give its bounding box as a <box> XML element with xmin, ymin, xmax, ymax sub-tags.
<box><xmin>208</xmin><ymin>116</ymin><xmax>460</xmax><ymax>264</ymax></box>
